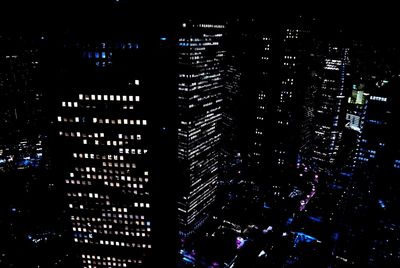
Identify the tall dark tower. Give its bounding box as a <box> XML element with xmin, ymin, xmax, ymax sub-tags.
<box><xmin>271</xmin><ymin>23</ymin><xmax>312</xmax><ymax>171</ymax></box>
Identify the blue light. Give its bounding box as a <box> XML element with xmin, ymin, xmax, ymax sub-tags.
<box><xmin>308</xmin><ymin>216</ymin><xmax>322</xmax><ymax>223</ymax></box>
<box><xmin>378</xmin><ymin>199</ymin><xmax>386</xmax><ymax>209</ymax></box>
<box><xmin>183</xmin><ymin>257</ymin><xmax>194</xmax><ymax>264</ymax></box>
<box><xmin>95</xmin><ymin>52</ymin><xmax>99</xmax><ymax>59</ymax></box>
<box><xmin>293</xmin><ymin>232</ymin><xmax>319</xmax><ymax>247</ymax></box>
<box><xmin>102</xmin><ymin>52</ymin><xmax>106</xmax><ymax>59</ymax></box>
<box><xmin>160</xmin><ymin>37</ymin><xmax>167</xmax><ymax>41</ymax></box>
<box><xmin>332</xmin><ymin>232</ymin><xmax>339</xmax><ymax>241</ymax></box>
<box><xmin>329</xmin><ymin>183</ymin><xmax>343</xmax><ymax>190</ymax></box>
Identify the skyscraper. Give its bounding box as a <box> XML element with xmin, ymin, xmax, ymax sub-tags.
<box><xmin>176</xmin><ymin>21</ymin><xmax>225</xmax><ymax>236</ymax></box>
<box><xmin>55</xmin><ymin>35</ymin><xmax>178</xmax><ymax>267</ymax></box>
<box><xmin>306</xmin><ymin>45</ymin><xmax>350</xmax><ymax>174</ymax></box>
<box><xmin>271</xmin><ymin>23</ymin><xmax>312</xmax><ymax>171</ymax></box>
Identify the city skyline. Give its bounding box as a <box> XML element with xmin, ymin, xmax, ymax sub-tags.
<box><xmin>1</xmin><ymin>6</ymin><xmax>400</xmax><ymax>268</ymax></box>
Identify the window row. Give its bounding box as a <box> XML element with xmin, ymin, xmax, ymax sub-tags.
<box><xmin>61</xmin><ymin>131</ymin><xmax>105</xmax><ymax>138</ymax></box>
<box><xmin>118</xmin><ymin>148</ymin><xmax>148</xmax><ymax>155</ymax></box>
<box><xmin>93</xmin><ymin>118</ymin><xmax>147</xmax><ymax>125</ymax></box>
<box><xmin>78</xmin><ymin>92</ymin><xmax>140</xmax><ymax>102</ymax></box>
<box><xmin>73</xmin><ymin>153</ymin><xmax>124</xmax><ymax>161</ymax></box>
<box><xmin>67</xmin><ymin>191</ymin><xmax>108</xmax><ymax>200</ymax></box>
<box><xmin>72</xmin><ymin>214</ymin><xmax>146</xmax><ymax>222</ymax></box>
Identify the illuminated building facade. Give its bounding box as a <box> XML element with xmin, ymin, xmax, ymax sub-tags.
<box><xmin>354</xmin><ymin>84</ymin><xmax>390</xmax><ymax>170</ymax></box>
<box><xmin>345</xmin><ymin>85</ymin><xmax>368</xmax><ymax>171</ymax></box>
<box><xmin>56</xmin><ymin>40</ymin><xmax>155</xmax><ymax>268</ymax></box>
<box><xmin>309</xmin><ymin>46</ymin><xmax>349</xmax><ymax>174</ymax></box>
<box><xmin>177</xmin><ymin>21</ymin><xmax>225</xmax><ymax>236</ymax></box>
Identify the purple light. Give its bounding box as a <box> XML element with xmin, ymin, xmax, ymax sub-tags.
<box><xmin>236</xmin><ymin>237</ymin><xmax>245</xmax><ymax>249</ymax></box>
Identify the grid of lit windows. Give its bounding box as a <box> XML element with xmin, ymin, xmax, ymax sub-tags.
<box><xmin>311</xmin><ymin>46</ymin><xmax>349</xmax><ymax>173</ymax></box>
<box><xmin>177</xmin><ymin>22</ymin><xmax>225</xmax><ymax>236</ymax></box>
<box><xmin>57</xmin><ymin>81</ymin><xmax>152</xmax><ymax>267</ymax></box>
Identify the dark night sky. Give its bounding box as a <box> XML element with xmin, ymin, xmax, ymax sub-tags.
<box><xmin>0</xmin><ymin>0</ymin><xmax>398</xmax><ymax>44</ymax></box>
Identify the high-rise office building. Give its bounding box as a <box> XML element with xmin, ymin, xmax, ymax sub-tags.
<box><xmin>220</xmin><ymin>50</ymin><xmax>241</xmax><ymax>184</ymax></box>
<box><xmin>176</xmin><ymin>21</ymin><xmax>225</xmax><ymax>236</ymax></box>
<box><xmin>307</xmin><ymin>45</ymin><xmax>349</xmax><ymax>174</ymax></box>
<box><xmin>249</xmin><ymin>32</ymin><xmax>274</xmax><ymax>173</ymax></box>
<box><xmin>55</xmin><ymin>35</ymin><xmax>177</xmax><ymax>267</ymax></box>
<box><xmin>344</xmin><ymin>85</ymin><xmax>368</xmax><ymax>171</ymax></box>
<box><xmin>271</xmin><ymin>24</ymin><xmax>312</xmax><ymax>171</ymax></box>
<box><xmin>57</xmin><ymin>74</ymin><xmax>151</xmax><ymax>267</ymax></box>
